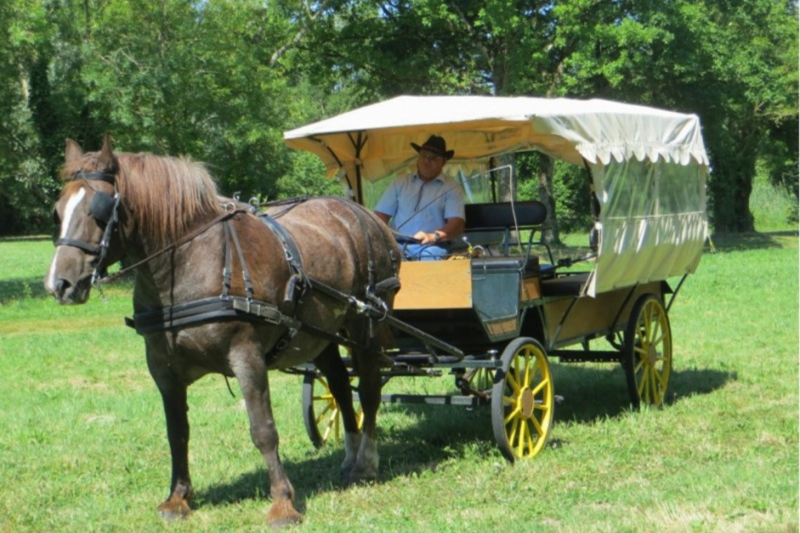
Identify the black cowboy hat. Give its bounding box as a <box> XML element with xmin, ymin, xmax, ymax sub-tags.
<box><xmin>411</xmin><ymin>135</ymin><xmax>454</xmax><ymax>160</ymax></box>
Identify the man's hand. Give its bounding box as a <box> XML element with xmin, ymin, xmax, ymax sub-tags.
<box><xmin>412</xmin><ymin>230</ymin><xmax>441</xmax><ymax>244</ymax></box>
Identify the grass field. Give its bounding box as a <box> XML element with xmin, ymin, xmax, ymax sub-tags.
<box><xmin>1</xmin><ymin>223</ymin><xmax>797</xmax><ymax>532</ymax></box>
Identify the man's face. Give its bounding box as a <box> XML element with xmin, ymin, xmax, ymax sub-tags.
<box><xmin>417</xmin><ymin>150</ymin><xmax>446</xmax><ymax>180</ymax></box>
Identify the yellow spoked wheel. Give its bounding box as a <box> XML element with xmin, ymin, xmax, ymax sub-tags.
<box><xmin>491</xmin><ymin>338</ymin><xmax>554</xmax><ymax>462</ymax></box>
<box><xmin>301</xmin><ymin>374</ymin><xmax>363</xmax><ymax>448</ymax></box>
<box><xmin>623</xmin><ymin>294</ymin><xmax>672</xmax><ymax>408</ymax></box>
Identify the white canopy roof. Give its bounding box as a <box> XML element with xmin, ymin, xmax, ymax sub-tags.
<box><xmin>285</xmin><ymin>95</ymin><xmax>710</xmax><ymax>297</ymax></box>
<box><xmin>284</xmin><ymin>95</ymin><xmax>710</xmax><ymax>186</ymax></box>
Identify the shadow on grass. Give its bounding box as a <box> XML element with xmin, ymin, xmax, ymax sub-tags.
<box><xmin>195</xmin><ymin>404</ymin><xmax>495</xmax><ymax>513</ymax></box>
<box><xmin>709</xmin><ymin>230</ymin><xmax>798</xmax><ymax>253</ymax></box>
<box><xmin>552</xmin><ymin>363</ymin><xmax>736</xmax><ymax>423</ymax></box>
<box><xmin>0</xmin><ymin>274</ymin><xmax>135</xmax><ymax>304</ymax></box>
<box><xmin>0</xmin><ymin>235</ymin><xmax>52</xmax><ymax>243</ymax></box>
<box><xmin>0</xmin><ymin>276</ymin><xmax>50</xmax><ymax>303</ymax></box>
<box><xmin>195</xmin><ymin>362</ymin><xmax>735</xmax><ymax>511</ymax></box>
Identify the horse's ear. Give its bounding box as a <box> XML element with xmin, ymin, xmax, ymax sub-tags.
<box><xmin>98</xmin><ymin>133</ymin><xmax>115</xmax><ymax>168</ymax></box>
<box><xmin>65</xmin><ymin>139</ymin><xmax>83</xmax><ymax>162</ymax></box>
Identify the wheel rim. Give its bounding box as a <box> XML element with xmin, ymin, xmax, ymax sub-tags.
<box><xmin>627</xmin><ymin>297</ymin><xmax>672</xmax><ymax>407</ymax></box>
<box><xmin>492</xmin><ymin>339</ymin><xmax>554</xmax><ymax>461</ymax></box>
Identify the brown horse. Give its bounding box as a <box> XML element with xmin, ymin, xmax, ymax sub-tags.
<box><xmin>45</xmin><ymin>135</ymin><xmax>401</xmax><ymax>528</ymax></box>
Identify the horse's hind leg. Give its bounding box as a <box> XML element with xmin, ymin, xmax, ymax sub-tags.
<box><xmin>233</xmin><ymin>353</ymin><xmax>302</xmax><ymax>529</ymax></box>
<box><xmin>312</xmin><ymin>343</ymin><xmax>360</xmax><ymax>476</ymax></box>
<box><xmin>347</xmin><ymin>344</ymin><xmax>383</xmax><ymax>484</ymax></box>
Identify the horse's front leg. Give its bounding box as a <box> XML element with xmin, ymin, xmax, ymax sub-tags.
<box><xmin>148</xmin><ymin>361</ymin><xmax>193</xmax><ymax>519</ymax></box>
<box><xmin>233</xmin><ymin>355</ymin><xmax>303</xmax><ymax>529</ymax></box>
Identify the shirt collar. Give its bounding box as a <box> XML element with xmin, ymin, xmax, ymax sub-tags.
<box><xmin>413</xmin><ymin>173</ymin><xmax>445</xmax><ymax>184</ymax></box>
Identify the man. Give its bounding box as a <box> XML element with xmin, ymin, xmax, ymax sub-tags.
<box><xmin>374</xmin><ymin>135</ymin><xmax>465</xmax><ymax>260</ymax></box>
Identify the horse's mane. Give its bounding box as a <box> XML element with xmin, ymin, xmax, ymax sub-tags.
<box><xmin>114</xmin><ymin>153</ymin><xmax>224</xmax><ymax>248</ymax></box>
<box><xmin>60</xmin><ymin>151</ymin><xmax>225</xmax><ymax>249</ymax></box>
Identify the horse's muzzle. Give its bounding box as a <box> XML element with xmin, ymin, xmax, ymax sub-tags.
<box><xmin>46</xmin><ymin>275</ymin><xmax>92</xmax><ymax>305</ymax></box>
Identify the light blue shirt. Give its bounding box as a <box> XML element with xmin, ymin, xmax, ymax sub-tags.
<box><xmin>374</xmin><ymin>173</ymin><xmax>465</xmax><ymax>237</ymax></box>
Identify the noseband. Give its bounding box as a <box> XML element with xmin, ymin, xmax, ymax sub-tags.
<box><xmin>55</xmin><ymin>169</ymin><xmax>121</xmax><ymax>285</ymax></box>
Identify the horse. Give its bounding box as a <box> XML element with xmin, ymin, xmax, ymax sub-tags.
<box><xmin>44</xmin><ymin>134</ymin><xmax>402</xmax><ymax>528</ymax></box>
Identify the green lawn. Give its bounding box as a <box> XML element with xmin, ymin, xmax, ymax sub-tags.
<box><xmin>1</xmin><ymin>230</ymin><xmax>797</xmax><ymax>533</ymax></box>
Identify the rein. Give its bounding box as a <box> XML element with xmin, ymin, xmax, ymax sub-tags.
<box><xmin>97</xmin><ymin>208</ymin><xmax>246</xmax><ymax>285</ymax></box>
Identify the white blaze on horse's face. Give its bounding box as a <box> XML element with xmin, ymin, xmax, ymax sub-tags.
<box><xmin>45</xmin><ymin>186</ymin><xmax>96</xmax><ymax>305</ymax></box>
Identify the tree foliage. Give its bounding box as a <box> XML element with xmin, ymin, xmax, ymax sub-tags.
<box><xmin>0</xmin><ymin>0</ymin><xmax>796</xmax><ymax>235</ymax></box>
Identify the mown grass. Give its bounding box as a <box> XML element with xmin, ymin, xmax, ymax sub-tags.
<box><xmin>1</xmin><ymin>223</ymin><xmax>797</xmax><ymax>532</ymax></box>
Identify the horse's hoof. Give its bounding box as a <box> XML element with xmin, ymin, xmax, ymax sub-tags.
<box><xmin>267</xmin><ymin>501</ymin><xmax>302</xmax><ymax>530</ymax></box>
<box><xmin>157</xmin><ymin>499</ymin><xmax>192</xmax><ymax>520</ymax></box>
<box><xmin>268</xmin><ymin>515</ymin><xmax>302</xmax><ymax>530</ymax></box>
<box><xmin>343</xmin><ymin>468</ymin><xmax>378</xmax><ymax>486</ymax></box>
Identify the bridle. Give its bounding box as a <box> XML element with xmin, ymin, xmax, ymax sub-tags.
<box><xmin>55</xmin><ymin>169</ymin><xmax>122</xmax><ymax>286</ymax></box>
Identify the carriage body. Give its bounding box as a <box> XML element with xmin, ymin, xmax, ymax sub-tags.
<box><xmin>284</xmin><ymin>96</ymin><xmax>709</xmax><ymax>460</ymax></box>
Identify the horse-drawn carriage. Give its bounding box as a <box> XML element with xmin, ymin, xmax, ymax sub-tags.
<box><xmin>283</xmin><ymin>95</ymin><xmax>709</xmax><ymax>461</ymax></box>
<box><xmin>46</xmin><ymin>95</ymin><xmax>708</xmax><ymax>527</ymax></box>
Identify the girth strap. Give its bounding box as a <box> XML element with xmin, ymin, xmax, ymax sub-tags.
<box><xmin>125</xmin><ymin>295</ymin><xmax>358</xmax><ymax>348</ymax></box>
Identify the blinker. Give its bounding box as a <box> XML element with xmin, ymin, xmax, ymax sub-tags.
<box><xmin>89</xmin><ymin>191</ymin><xmax>116</xmax><ymax>224</ymax></box>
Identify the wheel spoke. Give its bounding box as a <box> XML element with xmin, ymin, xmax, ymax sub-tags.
<box><xmin>522</xmin><ymin>354</ymin><xmax>532</xmax><ymax>388</ymax></box>
<box><xmin>531</xmin><ymin>413</ymin><xmax>544</xmax><ymax>437</ymax></box>
<box><xmin>531</xmin><ymin>378</ymin><xmax>549</xmax><ymax>396</ymax></box>
<box><xmin>504</xmin><ymin>402</ymin><xmax>522</xmax><ymax>425</ymax></box>
<box><xmin>637</xmin><ymin>366</ymin><xmax>648</xmax><ymax>399</ymax></box>
<box><xmin>506</xmin><ymin>372</ymin><xmax>521</xmax><ymax>394</ymax></box>
<box><xmin>524</xmin><ymin>421</ymin><xmax>536</xmax><ymax>456</ymax></box>
<box><xmin>507</xmin><ymin>417</ymin><xmax>520</xmax><ymax>444</ymax></box>
<box><xmin>650</xmin><ymin>368</ymin><xmax>663</xmax><ymax>405</ymax></box>
<box><xmin>314</xmin><ymin>402</ymin><xmax>334</xmax><ymax>424</ymax></box>
<box><xmin>516</xmin><ymin>418</ymin><xmax>529</xmax><ymax>457</ymax></box>
<box><xmin>321</xmin><ymin>406</ymin><xmax>339</xmax><ymax>440</ymax></box>
<box><xmin>650</xmin><ymin>317</ymin><xmax>663</xmax><ymax>344</ymax></box>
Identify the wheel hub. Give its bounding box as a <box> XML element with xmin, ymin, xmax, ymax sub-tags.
<box><xmin>520</xmin><ymin>388</ymin><xmax>535</xmax><ymax>419</ymax></box>
<box><xmin>647</xmin><ymin>343</ymin><xmax>659</xmax><ymax>365</ymax></box>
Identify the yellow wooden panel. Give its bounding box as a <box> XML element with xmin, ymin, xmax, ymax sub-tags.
<box><xmin>520</xmin><ymin>276</ymin><xmax>542</xmax><ymax>302</ymax></box>
<box><xmin>543</xmin><ymin>281</ymin><xmax>663</xmax><ymax>348</ymax></box>
<box><xmin>394</xmin><ymin>260</ymin><xmax>472</xmax><ymax>310</ymax></box>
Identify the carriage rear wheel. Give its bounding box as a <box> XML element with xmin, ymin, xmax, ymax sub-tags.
<box><xmin>623</xmin><ymin>294</ymin><xmax>672</xmax><ymax>408</ymax></box>
<box><xmin>491</xmin><ymin>337</ymin><xmax>555</xmax><ymax>462</ymax></box>
<box><xmin>301</xmin><ymin>373</ymin><xmax>363</xmax><ymax>448</ymax></box>
<box><xmin>464</xmin><ymin>367</ymin><xmax>494</xmax><ymax>393</ymax></box>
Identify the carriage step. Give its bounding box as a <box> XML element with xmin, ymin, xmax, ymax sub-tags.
<box><xmin>379</xmin><ymin>393</ymin><xmax>489</xmax><ymax>407</ymax></box>
<box><xmin>554</xmin><ymin>349</ymin><xmax>622</xmax><ymax>363</ymax></box>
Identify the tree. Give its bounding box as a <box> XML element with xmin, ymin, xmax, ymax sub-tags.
<box><xmin>548</xmin><ymin>0</ymin><xmax>799</xmax><ymax>232</ymax></box>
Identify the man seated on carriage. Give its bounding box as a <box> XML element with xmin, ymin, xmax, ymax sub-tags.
<box><xmin>374</xmin><ymin>135</ymin><xmax>465</xmax><ymax>260</ymax></box>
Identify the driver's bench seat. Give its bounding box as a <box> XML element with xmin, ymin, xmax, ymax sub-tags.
<box><xmin>459</xmin><ymin>200</ymin><xmax>548</xmax><ymax>257</ymax></box>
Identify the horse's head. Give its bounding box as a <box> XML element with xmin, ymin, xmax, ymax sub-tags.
<box><xmin>45</xmin><ymin>134</ymin><xmax>126</xmax><ymax>304</ymax></box>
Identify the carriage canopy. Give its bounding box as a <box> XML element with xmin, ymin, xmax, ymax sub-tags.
<box><xmin>284</xmin><ymin>95</ymin><xmax>710</xmax><ymax>296</ymax></box>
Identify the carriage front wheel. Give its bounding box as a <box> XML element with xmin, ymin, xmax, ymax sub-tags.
<box><xmin>623</xmin><ymin>294</ymin><xmax>673</xmax><ymax>408</ymax></box>
<box><xmin>491</xmin><ymin>337</ymin><xmax>555</xmax><ymax>462</ymax></box>
<box><xmin>301</xmin><ymin>373</ymin><xmax>363</xmax><ymax>448</ymax></box>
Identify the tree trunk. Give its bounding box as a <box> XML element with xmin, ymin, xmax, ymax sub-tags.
<box><xmin>537</xmin><ymin>155</ymin><xmax>561</xmax><ymax>245</ymax></box>
<box><xmin>706</xmin><ymin>127</ymin><xmax>758</xmax><ymax>233</ymax></box>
